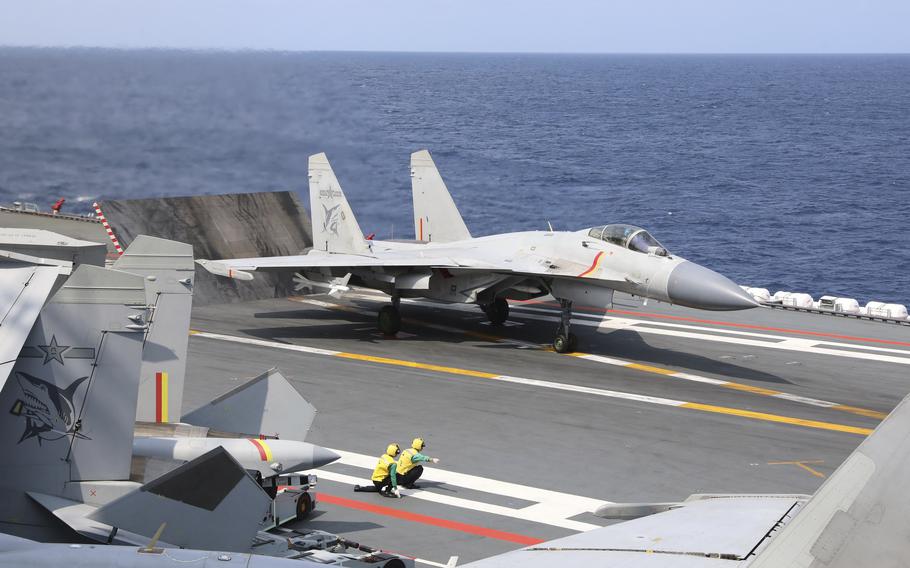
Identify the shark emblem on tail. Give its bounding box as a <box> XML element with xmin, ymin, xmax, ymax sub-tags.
<box><xmin>11</xmin><ymin>372</ymin><xmax>91</xmax><ymax>445</ymax></box>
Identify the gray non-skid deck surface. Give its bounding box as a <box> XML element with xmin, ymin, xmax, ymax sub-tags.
<box><xmin>186</xmin><ymin>293</ymin><xmax>910</xmax><ymax>565</ymax></box>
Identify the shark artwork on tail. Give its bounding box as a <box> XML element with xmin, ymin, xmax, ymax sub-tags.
<box><xmin>11</xmin><ymin>372</ymin><xmax>90</xmax><ymax>445</ymax></box>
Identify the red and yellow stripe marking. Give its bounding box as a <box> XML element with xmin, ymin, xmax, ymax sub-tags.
<box><xmin>577</xmin><ymin>251</ymin><xmax>605</xmax><ymax>277</ymax></box>
<box><xmin>249</xmin><ymin>438</ymin><xmax>274</xmax><ymax>462</ymax></box>
<box><xmin>155</xmin><ymin>372</ymin><xmax>168</xmax><ymax>423</ymax></box>
<box><xmin>418</xmin><ymin>217</ymin><xmax>424</xmax><ymax>241</ymax></box>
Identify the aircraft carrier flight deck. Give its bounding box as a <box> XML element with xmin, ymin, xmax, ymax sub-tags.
<box><xmin>185</xmin><ymin>289</ymin><xmax>909</xmax><ymax>566</ymax></box>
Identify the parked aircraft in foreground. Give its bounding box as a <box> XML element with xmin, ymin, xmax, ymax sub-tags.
<box><xmin>198</xmin><ymin>151</ymin><xmax>756</xmax><ymax>352</ymax></box>
<box><xmin>463</xmin><ymin>389</ymin><xmax>910</xmax><ymax>567</ymax></box>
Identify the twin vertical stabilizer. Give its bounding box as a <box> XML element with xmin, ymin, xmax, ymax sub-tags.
<box><xmin>410</xmin><ymin>149</ymin><xmax>472</xmax><ymax>243</ymax></box>
<box><xmin>308</xmin><ymin>153</ymin><xmax>371</xmax><ymax>254</ymax></box>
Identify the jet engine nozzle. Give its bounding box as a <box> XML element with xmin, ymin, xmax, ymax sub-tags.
<box><xmin>667</xmin><ymin>261</ymin><xmax>758</xmax><ymax>311</ymax></box>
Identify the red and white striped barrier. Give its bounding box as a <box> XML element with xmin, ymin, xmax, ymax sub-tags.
<box><xmin>92</xmin><ymin>201</ymin><xmax>124</xmax><ymax>256</ymax></box>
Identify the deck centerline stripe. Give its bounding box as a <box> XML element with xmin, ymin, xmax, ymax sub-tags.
<box><xmin>316</xmin><ymin>493</ymin><xmax>544</xmax><ymax>546</ymax></box>
<box><xmin>191</xmin><ymin>330</ymin><xmax>874</xmax><ymax>436</ymax></box>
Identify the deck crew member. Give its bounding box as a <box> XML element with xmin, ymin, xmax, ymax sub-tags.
<box><xmin>397</xmin><ymin>437</ymin><xmax>439</xmax><ymax>489</ymax></box>
<box><xmin>354</xmin><ymin>443</ymin><xmax>401</xmax><ymax>498</ymax></box>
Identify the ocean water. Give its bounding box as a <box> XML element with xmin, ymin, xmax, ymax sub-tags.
<box><xmin>1</xmin><ymin>49</ymin><xmax>908</xmax><ymax>305</ymax></box>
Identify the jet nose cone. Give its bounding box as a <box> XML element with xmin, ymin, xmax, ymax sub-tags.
<box><xmin>311</xmin><ymin>446</ymin><xmax>341</xmax><ymax>469</ymax></box>
<box><xmin>667</xmin><ymin>261</ymin><xmax>758</xmax><ymax>311</ymax></box>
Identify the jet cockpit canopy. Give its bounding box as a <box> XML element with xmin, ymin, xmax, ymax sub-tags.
<box><xmin>587</xmin><ymin>224</ymin><xmax>670</xmax><ymax>256</ymax></box>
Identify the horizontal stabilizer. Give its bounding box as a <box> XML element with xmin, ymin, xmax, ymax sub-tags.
<box><xmin>411</xmin><ymin>149</ymin><xmax>471</xmax><ymax>243</ymax></box>
<box><xmin>195</xmin><ymin>258</ymin><xmax>255</xmax><ymax>280</ymax></box>
<box><xmin>27</xmin><ymin>491</ymin><xmax>177</xmax><ymax>547</ymax></box>
<box><xmin>88</xmin><ymin>446</ymin><xmax>272</xmax><ymax>552</ymax></box>
<box><xmin>182</xmin><ymin>368</ymin><xmax>317</xmax><ymax>441</ymax></box>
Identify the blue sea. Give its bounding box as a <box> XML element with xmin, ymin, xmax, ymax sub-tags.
<box><xmin>1</xmin><ymin>49</ymin><xmax>908</xmax><ymax>305</ymax></box>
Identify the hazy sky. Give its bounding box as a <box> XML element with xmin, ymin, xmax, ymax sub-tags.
<box><xmin>2</xmin><ymin>0</ymin><xmax>909</xmax><ymax>54</ymax></box>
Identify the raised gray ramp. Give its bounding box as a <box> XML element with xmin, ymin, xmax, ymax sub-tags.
<box><xmin>101</xmin><ymin>192</ymin><xmax>312</xmax><ymax>305</ymax></box>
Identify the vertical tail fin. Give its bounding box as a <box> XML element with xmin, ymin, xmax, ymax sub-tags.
<box><xmin>411</xmin><ymin>149</ymin><xmax>471</xmax><ymax>243</ymax></box>
<box><xmin>113</xmin><ymin>236</ymin><xmax>195</xmax><ymax>423</ymax></box>
<box><xmin>0</xmin><ymin>264</ymin><xmax>148</xmax><ymax>484</ymax></box>
<box><xmin>308</xmin><ymin>153</ymin><xmax>370</xmax><ymax>254</ymax></box>
<box><xmin>751</xmin><ymin>393</ymin><xmax>910</xmax><ymax>567</ymax></box>
<box><xmin>0</xmin><ymin>251</ymin><xmax>72</xmax><ymax>392</ymax></box>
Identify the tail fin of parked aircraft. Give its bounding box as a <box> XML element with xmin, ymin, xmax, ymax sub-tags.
<box><xmin>182</xmin><ymin>367</ymin><xmax>317</xmax><ymax>441</ymax></box>
<box><xmin>0</xmin><ymin>250</ymin><xmax>72</xmax><ymax>392</ymax></box>
<box><xmin>88</xmin><ymin>446</ymin><xmax>272</xmax><ymax>552</ymax></box>
<box><xmin>0</xmin><ymin>264</ymin><xmax>148</xmax><ymax>483</ymax></box>
<box><xmin>113</xmin><ymin>236</ymin><xmax>195</xmax><ymax>424</ymax></box>
<box><xmin>309</xmin><ymin>153</ymin><xmax>370</xmax><ymax>254</ymax></box>
<box><xmin>411</xmin><ymin>149</ymin><xmax>471</xmax><ymax>243</ymax></box>
<box><xmin>749</xmin><ymin>392</ymin><xmax>910</xmax><ymax>567</ymax></box>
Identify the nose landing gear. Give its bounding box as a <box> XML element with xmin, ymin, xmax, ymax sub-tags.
<box><xmin>553</xmin><ymin>298</ymin><xmax>578</xmax><ymax>353</ymax></box>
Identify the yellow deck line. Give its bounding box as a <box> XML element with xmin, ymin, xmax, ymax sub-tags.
<box><xmin>680</xmin><ymin>403</ymin><xmax>873</xmax><ymax>435</ymax></box>
<box><xmin>336</xmin><ymin>352</ymin><xmax>499</xmax><ymax>379</ymax></box>
<box><xmin>191</xmin><ymin>329</ymin><xmax>874</xmax><ymax>437</ymax></box>
<box><xmin>291</xmin><ymin>294</ymin><xmax>890</xmax><ymax>421</ymax></box>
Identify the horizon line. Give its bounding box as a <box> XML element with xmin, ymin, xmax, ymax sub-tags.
<box><xmin>2</xmin><ymin>45</ymin><xmax>909</xmax><ymax>56</ymax></box>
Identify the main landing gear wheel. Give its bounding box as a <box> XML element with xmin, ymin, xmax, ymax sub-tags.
<box><xmin>296</xmin><ymin>492</ymin><xmax>315</xmax><ymax>521</ymax></box>
<box><xmin>552</xmin><ymin>298</ymin><xmax>578</xmax><ymax>353</ymax></box>
<box><xmin>482</xmin><ymin>298</ymin><xmax>510</xmax><ymax>325</ymax></box>
<box><xmin>378</xmin><ymin>305</ymin><xmax>402</xmax><ymax>336</ymax></box>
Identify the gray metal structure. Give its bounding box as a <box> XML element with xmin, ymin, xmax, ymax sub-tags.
<box><xmin>0</xmin><ymin>534</ymin><xmax>325</xmax><ymax>568</ymax></box>
<box><xmin>462</xmin><ymin>390</ymin><xmax>910</xmax><ymax>567</ymax></box>
<box><xmin>0</xmin><ymin>235</ymin><xmax>341</xmax><ymax>553</ymax></box>
<box><xmin>0</xmin><ymin>250</ymin><xmax>72</xmax><ymax>391</ymax></box>
<box><xmin>0</xmin><ymin>228</ymin><xmax>107</xmax><ymax>267</ymax></box>
<box><xmin>198</xmin><ymin>151</ymin><xmax>757</xmax><ymax>353</ymax></box>
<box><xmin>113</xmin><ymin>235</ymin><xmax>196</xmax><ymax>423</ymax></box>
<box><xmin>0</xmin><ymin>262</ymin><xmax>149</xmax><ymax>540</ymax></box>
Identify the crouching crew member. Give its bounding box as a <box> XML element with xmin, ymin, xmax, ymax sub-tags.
<box><xmin>397</xmin><ymin>437</ymin><xmax>439</xmax><ymax>489</ymax></box>
<box><xmin>354</xmin><ymin>443</ymin><xmax>401</xmax><ymax>498</ymax></box>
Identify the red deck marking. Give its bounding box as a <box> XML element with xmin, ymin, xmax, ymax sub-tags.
<box><xmin>515</xmin><ymin>300</ymin><xmax>910</xmax><ymax>348</ymax></box>
<box><xmin>317</xmin><ymin>493</ymin><xmax>544</xmax><ymax>546</ymax></box>
<box><xmin>419</xmin><ymin>217</ymin><xmax>424</xmax><ymax>241</ymax></box>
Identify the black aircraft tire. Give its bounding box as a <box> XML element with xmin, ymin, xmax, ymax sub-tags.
<box><xmin>568</xmin><ymin>333</ymin><xmax>578</xmax><ymax>351</ymax></box>
<box><xmin>553</xmin><ymin>334</ymin><xmax>571</xmax><ymax>353</ymax></box>
<box><xmin>378</xmin><ymin>306</ymin><xmax>402</xmax><ymax>335</ymax></box>
<box><xmin>296</xmin><ymin>492</ymin><xmax>315</xmax><ymax>521</ymax></box>
<box><xmin>483</xmin><ymin>298</ymin><xmax>510</xmax><ymax>325</ymax></box>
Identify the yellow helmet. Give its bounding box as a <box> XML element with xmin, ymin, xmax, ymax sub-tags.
<box><xmin>412</xmin><ymin>438</ymin><xmax>425</xmax><ymax>451</ymax></box>
<box><xmin>386</xmin><ymin>443</ymin><xmax>401</xmax><ymax>457</ymax></box>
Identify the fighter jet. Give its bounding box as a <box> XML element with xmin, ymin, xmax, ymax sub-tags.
<box><xmin>198</xmin><ymin>151</ymin><xmax>757</xmax><ymax>352</ymax></box>
<box><xmin>461</xmin><ymin>390</ymin><xmax>910</xmax><ymax>568</ymax></box>
<box><xmin>0</xmin><ymin>237</ymin><xmax>337</xmax><ymax>548</ymax></box>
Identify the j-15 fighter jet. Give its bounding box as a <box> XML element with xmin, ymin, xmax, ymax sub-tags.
<box><xmin>198</xmin><ymin>151</ymin><xmax>757</xmax><ymax>352</ymax></box>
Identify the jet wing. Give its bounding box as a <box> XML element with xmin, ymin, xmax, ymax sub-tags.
<box><xmin>198</xmin><ymin>249</ymin><xmax>627</xmax><ymax>286</ymax></box>
<box><xmin>463</xmin><ymin>495</ymin><xmax>805</xmax><ymax>567</ymax></box>
<box><xmin>197</xmin><ymin>251</ymin><xmax>468</xmax><ymax>279</ymax></box>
